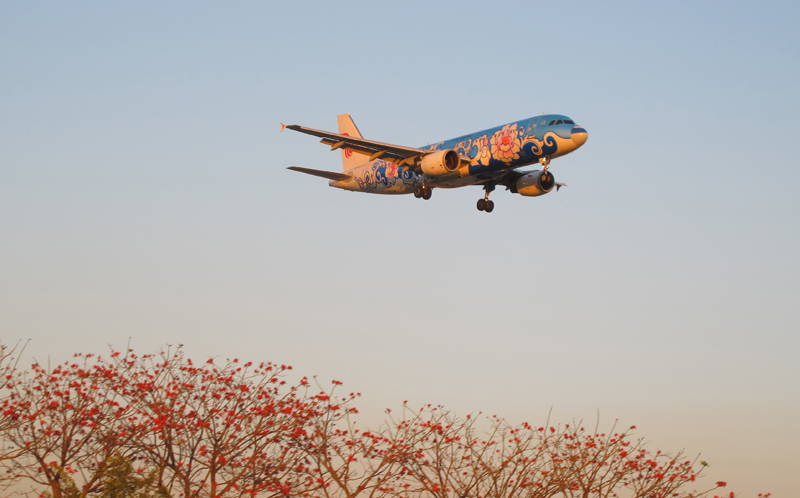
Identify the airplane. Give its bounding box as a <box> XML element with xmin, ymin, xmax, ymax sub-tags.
<box><xmin>282</xmin><ymin>113</ymin><xmax>588</xmax><ymax>213</ymax></box>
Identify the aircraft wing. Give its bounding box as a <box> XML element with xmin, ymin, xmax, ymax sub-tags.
<box><xmin>484</xmin><ymin>169</ymin><xmax>525</xmax><ymax>189</ymax></box>
<box><xmin>281</xmin><ymin>123</ymin><xmax>470</xmax><ymax>169</ymax></box>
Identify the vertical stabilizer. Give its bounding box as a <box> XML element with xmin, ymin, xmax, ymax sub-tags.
<box><xmin>337</xmin><ymin>113</ymin><xmax>365</xmax><ymax>171</ymax></box>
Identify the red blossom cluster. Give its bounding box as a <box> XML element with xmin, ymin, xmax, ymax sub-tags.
<box><xmin>0</xmin><ymin>343</ymin><xmax>768</xmax><ymax>498</ymax></box>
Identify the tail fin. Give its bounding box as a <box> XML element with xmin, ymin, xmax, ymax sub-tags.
<box><xmin>337</xmin><ymin>113</ymin><xmax>365</xmax><ymax>171</ymax></box>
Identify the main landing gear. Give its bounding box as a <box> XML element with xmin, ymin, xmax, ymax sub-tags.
<box><xmin>414</xmin><ymin>185</ymin><xmax>432</xmax><ymax>200</ymax></box>
<box><xmin>477</xmin><ymin>184</ymin><xmax>495</xmax><ymax>213</ymax></box>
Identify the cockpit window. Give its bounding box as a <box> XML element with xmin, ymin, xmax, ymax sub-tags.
<box><xmin>548</xmin><ymin>119</ymin><xmax>575</xmax><ymax>126</ymax></box>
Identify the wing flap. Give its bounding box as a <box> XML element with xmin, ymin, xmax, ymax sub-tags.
<box><xmin>319</xmin><ymin>138</ymin><xmax>403</xmax><ymax>160</ymax></box>
<box><xmin>287</xmin><ymin>166</ymin><xmax>351</xmax><ymax>182</ymax></box>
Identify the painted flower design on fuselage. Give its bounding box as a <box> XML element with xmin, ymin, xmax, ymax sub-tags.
<box><xmin>490</xmin><ymin>124</ymin><xmax>522</xmax><ymax>164</ymax></box>
<box><xmin>386</xmin><ymin>162</ymin><xmax>398</xmax><ymax>179</ymax></box>
<box><xmin>471</xmin><ymin>135</ymin><xmax>491</xmax><ymax>166</ymax></box>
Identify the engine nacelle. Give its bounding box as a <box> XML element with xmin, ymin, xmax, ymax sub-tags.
<box><xmin>514</xmin><ymin>170</ymin><xmax>556</xmax><ymax>197</ymax></box>
<box><xmin>420</xmin><ymin>150</ymin><xmax>460</xmax><ymax>176</ymax></box>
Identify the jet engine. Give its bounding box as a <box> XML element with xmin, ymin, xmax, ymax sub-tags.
<box><xmin>420</xmin><ymin>150</ymin><xmax>460</xmax><ymax>176</ymax></box>
<box><xmin>514</xmin><ymin>170</ymin><xmax>556</xmax><ymax>197</ymax></box>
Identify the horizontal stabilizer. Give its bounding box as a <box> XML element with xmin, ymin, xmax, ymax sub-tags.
<box><xmin>287</xmin><ymin>166</ymin><xmax>351</xmax><ymax>182</ymax></box>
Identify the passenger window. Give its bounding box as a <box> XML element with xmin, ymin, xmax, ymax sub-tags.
<box><xmin>555</xmin><ymin>120</ymin><xmax>563</xmax><ymax>125</ymax></box>
<box><xmin>548</xmin><ymin>120</ymin><xmax>555</xmax><ymax>125</ymax></box>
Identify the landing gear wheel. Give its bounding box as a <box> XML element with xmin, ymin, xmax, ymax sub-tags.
<box><xmin>484</xmin><ymin>200</ymin><xmax>495</xmax><ymax>213</ymax></box>
<box><xmin>477</xmin><ymin>199</ymin><xmax>486</xmax><ymax>211</ymax></box>
<box><xmin>422</xmin><ymin>186</ymin><xmax>432</xmax><ymax>200</ymax></box>
<box><xmin>414</xmin><ymin>186</ymin><xmax>423</xmax><ymax>198</ymax></box>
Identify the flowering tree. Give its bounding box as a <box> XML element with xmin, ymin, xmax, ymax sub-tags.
<box><xmin>539</xmin><ymin>422</ymin><xmax>709</xmax><ymax>498</ymax></box>
<box><xmin>374</xmin><ymin>406</ymin><xmax>744</xmax><ymax>498</ymax></box>
<box><xmin>0</xmin><ymin>340</ymin><xmax>26</xmax><ymax>486</ymax></box>
<box><xmin>0</xmin><ymin>345</ymin><xmax>768</xmax><ymax>498</ymax></box>
<box><xmin>385</xmin><ymin>407</ymin><xmax>562</xmax><ymax>498</ymax></box>
<box><xmin>108</xmin><ymin>348</ymin><xmax>331</xmax><ymax>498</ymax></box>
<box><xmin>295</xmin><ymin>382</ymin><xmax>417</xmax><ymax>498</ymax></box>
<box><xmin>2</xmin><ymin>353</ymin><xmax>145</xmax><ymax>498</ymax></box>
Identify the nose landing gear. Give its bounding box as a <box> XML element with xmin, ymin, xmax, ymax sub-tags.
<box><xmin>539</xmin><ymin>156</ymin><xmax>551</xmax><ymax>174</ymax></box>
<box><xmin>538</xmin><ymin>156</ymin><xmax>555</xmax><ymax>186</ymax></box>
<box><xmin>414</xmin><ymin>185</ymin><xmax>432</xmax><ymax>200</ymax></box>
<box><xmin>477</xmin><ymin>184</ymin><xmax>495</xmax><ymax>213</ymax></box>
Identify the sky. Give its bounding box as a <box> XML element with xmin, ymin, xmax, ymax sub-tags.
<box><xmin>1</xmin><ymin>1</ymin><xmax>799</xmax><ymax>495</ymax></box>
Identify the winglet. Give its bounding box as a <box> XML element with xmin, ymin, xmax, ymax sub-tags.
<box><xmin>280</xmin><ymin>122</ymin><xmax>288</xmax><ymax>132</ymax></box>
<box><xmin>555</xmin><ymin>183</ymin><xmax>567</xmax><ymax>191</ymax></box>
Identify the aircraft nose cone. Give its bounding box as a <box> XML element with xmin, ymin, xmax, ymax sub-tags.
<box><xmin>571</xmin><ymin>126</ymin><xmax>588</xmax><ymax>146</ymax></box>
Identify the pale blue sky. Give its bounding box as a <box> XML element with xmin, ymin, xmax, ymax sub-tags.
<box><xmin>1</xmin><ymin>1</ymin><xmax>798</xmax><ymax>495</ymax></box>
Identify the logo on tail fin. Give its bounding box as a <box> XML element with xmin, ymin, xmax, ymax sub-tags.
<box><xmin>337</xmin><ymin>114</ymin><xmax>365</xmax><ymax>171</ymax></box>
<box><xmin>341</xmin><ymin>133</ymin><xmax>353</xmax><ymax>158</ymax></box>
